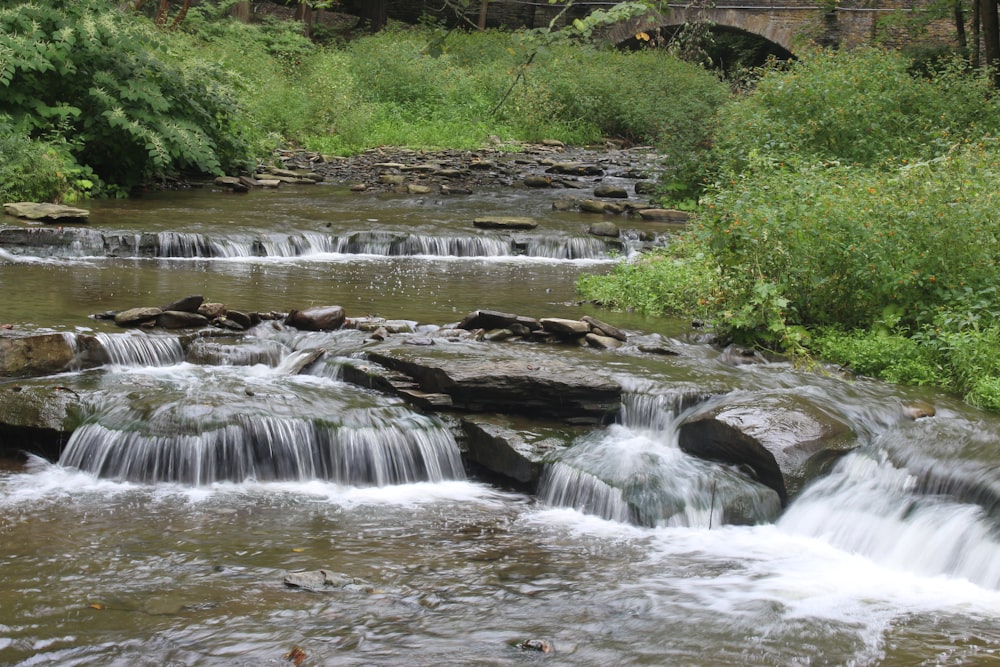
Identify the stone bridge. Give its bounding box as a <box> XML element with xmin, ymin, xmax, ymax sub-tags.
<box><xmin>596</xmin><ymin>0</ymin><xmax>957</xmax><ymax>53</ymax></box>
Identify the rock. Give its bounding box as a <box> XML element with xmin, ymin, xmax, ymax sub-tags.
<box><xmin>638</xmin><ymin>343</ymin><xmax>681</xmax><ymax>356</ymax></box>
<box><xmin>515</xmin><ymin>639</ymin><xmax>554</xmax><ymax>653</ymax></box>
<box><xmin>213</xmin><ymin>176</ymin><xmax>249</xmax><ymax>193</ymax></box>
<box><xmin>523</xmin><ymin>175</ymin><xmax>553</xmax><ymax>188</ymax></box>
<box><xmin>637</xmin><ymin>208</ymin><xmax>690</xmax><ymax>222</ymax></box>
<box><xmin>364</xmin><ymin>349</ymin><xmax>621</xmax><ymax>423</ymax></box>
<box><xmin>457</xmin><ymin>309</ymin><xmax>540</xmax><ymax>332</ymax></box>
<box><xmin>547</xmin><ymin>163</ymin><xmax>604</xmax><ymax>176</ymax></box>
<box><xmin>582</xmin><ymin>315</ymin><xmax>628</xmax><ymax>342</ymax></box>
<box><xmin>551</xmin><ymin>198</ymin><xmax>578</xmax><ymax>211</ymax></box>
<box><xmin>902</xmin><ymin>400</ymin><xmax>936</xmax><ymax>420</ymax></box>
<box><xmin>678</xmin><ymin>395</ymin><xmax>856</xmax><ymax>502</ymax></box>
<box><xmin>225</xmin><ymin>310</ymin><xmax>255</xmax><ymax>330</ymax></box>
<box><xmin>3</xmin><ymin>202</ymin><xmax>90</xmax><ymax>222</ymax></box>
<box><xmin>594</xmin><ymin>184</ymin><xmax>628</xmax><ymax>199</ymax></box>
<box><xmin>406</xmin><ymin>184</ymin><xmax>432</xmax><ymax>194</ymax></box>
<box><xmin>114</xmin><ymin>307</ymin><xmax>163</xmax><ymax>328</ymax></box>
<box><xmin>161</xmin><ymin>295</ymin><xmax>204</xmax><ymax>313</ymax></box>
<box><xmin>285</xmin><ymin>306</ymin><xmax>346</xmax><ymax>331</ymax></box>
<box><xmin>579</xmin><ymin>199</ymin><xmax>623</xmax><ymax>215</ymax></box>
<box><xmin>0</xmin><ymin>380</ymin><xmax>81</xmax><ymax>458</ymax></box>
<box><xmin>539</xmin><ymin>318</ymin><xmax>590</xmax><ymax>337</ymax></box>
<box><xmin>587</xmin><ymin>221</ymin><xmax>620</xmax><ymax>238</ymax></box>
<box><xmin>461</xmin><ymin>416</ymin><xmax>576</xmax><ymax>485</ymax></box>
<box><xmin>378</xmin><ymin>174</ymin><xmax>406</xmax><ymax>185</ymax></box>
<box><xmin>284</xmin><ymin>570</ymin><xmax>372</xmax><ymax>593</ymax></box>
<box><xmin>198</xmin><ymin>302</ymin><xmax>227</xmax><ymax>320</ymax></box>
<box><xmin>585</xmin><ymin>333</ymin><xmax>622</xmax><ymax>350</ymax></box>
<box><xmin>0</xmin><ymin>334</ymin><xmax>76</xmax><ymax>378</ymax></box>
<box><xmin>473</xmin><ymin>216</ymin><xmax>539</xmax><ymax>230</ymax></box>
<box><xmin>635</xmin><ymin>180</ymin><xmax>659</xmax><ymax>195</ymax></box>
<box><xmin>157</xmin><ymin>311</ymin><xmax>210</xmax><ymax>329</ymax></box>
<box><xmin>720</xmin><ymin>345</ymin><xmax>767</xmax><ymax>366</ymax></box>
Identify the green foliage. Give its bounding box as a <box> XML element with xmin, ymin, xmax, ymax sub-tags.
<box><xmin>0</xmin><ymin>118</ymin><xmax>94</xmax><ymax>203</ymax></box>
<box><xmin>0</xmin><ymin>0</ymin><xmax>251</xmax><ymax>195</ymax></box>
<box><xmin>812</xmin><ymin>328</ymin><xmax>946</xmax><ymax>386</ymax></box>
<box><xmin>577</xmin><ymin>239</ymin><xmax>718</xmax><ymax>320</ymax></box>
<box><xmin>712</xmin><ymin>48</ymin><xmax>1000</xmax><ymax>175</ymax></box>
<box><xmin>580</xmin><ymin>48</ymin><xmax>1000</xmax><ymax>411</ymax></box>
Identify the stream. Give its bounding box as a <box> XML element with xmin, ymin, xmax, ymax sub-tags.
<box><xmin>2</xmin><ymin>174</ymin><xmax>1000</xmax><ymax>666</ymax></box>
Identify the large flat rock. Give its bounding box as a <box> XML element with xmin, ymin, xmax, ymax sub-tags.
<box><xmin>3</xmin><ymin>202</ymin><xmax>89</xmax><ymax>222</ymax></box>
<box><xmin>365</xmin><ymin>348</ymin><xmax>621</xmax><ymax>424</ymax></box>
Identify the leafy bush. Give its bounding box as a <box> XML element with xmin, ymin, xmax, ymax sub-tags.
<box><xmin>0</xmin><ymin>0</ymin><xmax>251</xmax><ymax>194</ymax></box>
<box><xmin>0</xmin><ymin>119</ymin><xmax>92</xmax><ymax>203</ymax></box>
<box><xmin>713</xmin><ymin>48</ymin><xmax>1000</xmax><ymax>175</ymax></box>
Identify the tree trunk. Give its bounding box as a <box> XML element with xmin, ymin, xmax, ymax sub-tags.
<box><xmin>295</xmin><ymin>2</ymin><xmax>314</xmax><ymax>37</ymax></box>
<box><xmin>955</xmin><ymin>0</ymin><xmax>968</xmax><ymax>50</ymax></box>
<box><xmin>980</xmin><ymin>0</ymin><xmax>1000</xmax><ymax>86</ymax></box>
<box><xmin>370</xmin><ymin>0</ymin><xmax>388</xmax><ymax>32</ymax></box>
<box><xmin>229</xmin><ymin>1</ymin><xmax>250</xmax><ymax>22</ymax></box>
<box><xmin>478</xmin><ymin>0</ymin><xmax>489</xmax><ymax>30</ymax></box>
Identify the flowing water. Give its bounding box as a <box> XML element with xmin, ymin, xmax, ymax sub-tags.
<box><xmin>3</xmin><ymin>180</ymin><xmax>1000</xmax><ymax>666</ymax></box>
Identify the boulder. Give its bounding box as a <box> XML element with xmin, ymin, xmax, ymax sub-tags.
<box><xmin>523</xmin><ymin>175</ymin><xmax>553</xmax><ymax>188</ymax></box>
<box><xmin>461</xmin><ymin>415</ymin><xmax>578</xmax><ymax>486</ymax></box>
<box><xmin>587</xmin><ymin>222</ymin><xmax>620</xmax><ymax>238</ymax></box>
<box><xmin>0</xmin><ymin>333</ymin><xmax>76</xmax><ymax>378</ymax></box>
<box><xmin>458</xmin><ymin>309</ymin><xmax>540</xmax><ymax>332</ymax></box>
<box><xmin>473</xmin><ymin>216</ymin><xmax>539</xmax><ymax>230</ymax></box>
<box><xmin>637</xmin><ymin>208</ymin><xmax>690</xmax><ymax>223</ymax></box>
<box><xmin>364</xmin><ymin>348</ymin><xmax>621</xmax><ymax>423</ymax></box>
<box><xmin>539</xmin><ymin>318</ymin><xmax>590</xmax><ymax>337</ymax></box>
<box><xmin>585</xmin><ymin>333</ymin><xmax>622</xmax><ymax>350</ymax></box>
<box><xmin>114</xmin><ymin>307</ymin><xmax>162</xmax><ymax>328</ymax></box>
<box><xmin>157</xmin><ymin>311</ymin><xmax>210</xmax><ymax>330</ymax></box>
<box><xmin>547</xmin><ymin>163</ymin><xmax>604</xmax><ymax>176</ymax></box>
<box><xmin>285</xmin><ymin>306</ymin><xmax>345</xmax><ymax>331</ymax></box>
<box><xmin>161</xmin><ymin>295</ymin><xmax>204</xmax><ymax>313</ymax></box>
<box><xmin>593</xmin><ymin>185</ymin><xmax>628</xmax><ymax>199</ymax></box>
<box><xmin>678</xmin><ymin>395</ymin><xmax>856</xmax><ymax>502</ymax></box>
<box><xmin>582</xmin><ymin>315</ymin><xmax>627</xmax><ymax>342</ymax></box>
<box><xmin>3</xmin><ymin>202</ymin><xmax>89</xmax><ymax>222</ymax></box>
<box><xmin>579</xmin><ymin>199</ymin><xmax>623</xmax><ymax>215</ymax></box>
<box><xmin>0</xmin><ymin>380</ymin><xmax>82</xmax><ymax>458</ymax></box>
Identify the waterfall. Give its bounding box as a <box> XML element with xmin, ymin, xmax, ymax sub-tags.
<box><xmin>538</xmin><ymin>390</ymin><xmax>782</xmax><ymax>527</ymax></box>
<box><xmin>779</xmin><ymin>450</ymin><xmax>1000</xmax><ymax>588</ymax></box>
<box><xmin>0</xmin><ymin>227</ymin><xmax>619</xmax><ymax>260</ymax></box>
<box><xmin>94</xmin><ymin>332</ymin><xmax>186</xmax><ymax>366</ymax></box>
<box><xmin>60</xmin><ymin>413</ymin><xmax>465</xmax><ymax>486</ymax></box>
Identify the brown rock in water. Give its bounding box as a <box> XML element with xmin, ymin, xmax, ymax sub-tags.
<box><xmin>157</xmin><ymin>311</ymin><xmax>209</xmax><ymax>330</ymax></box>
<box><xmin>0</xmin><ymin>333</ymin><xmax>75</xmax><ymax>377</ymax></box>
<box><xmin>582</xmin><ymin>315</ymin><xmax>627</xmax><ymax>342</ymax></box>
<box><xmin>114</xmin><ymin>307</ymin><xmax>162</xmax><ymax>328</ymax></box>
<box><xmin>3</xmin><ymin>202</ymin><xmax>90</xmax><ymax>222</ymax></box>
<box><xmin>285</xmin><ymin>306</ymin><xmax>346</xmax><ymax>331</ymax></box>
<box><xmin>473</xmin><ymin>216</ymin><xmax>538</xmax><ymax>230</ymax></box>
<box><xmin>458</xmin><ymin>309</ymin><xmax>540</xmax><ymax>332</ymax></box>
<box><xmin>539</xmin><ymin>318</ymin><xmax>590</xmax><ymax>337</ymax></box>
<box><xmin>161</xmin><ymin>295</ymin><xmax>204</xmax><ymax>313</ymax></box>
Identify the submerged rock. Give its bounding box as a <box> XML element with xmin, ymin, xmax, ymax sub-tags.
<box><xmin>284</xmin><ymin>570</ymin><xmax>372</xmax><ymax>593</ymax></box>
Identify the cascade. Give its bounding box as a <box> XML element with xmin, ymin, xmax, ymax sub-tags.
<box><xmin>93</xmin><ymin>331</ymin><xmax>186</xmax><ymax>366</ymax></box>
<box><xmin>538</xmin><ymin>390</ymin><xmax>782</xmax><ymax>527</ymax></box>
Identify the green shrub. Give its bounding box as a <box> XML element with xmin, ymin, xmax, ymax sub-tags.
<box><xmin>0</xmin><ymin>0</ymin><xmax>252</xmax><ymax>193</ymax></box>
<box><xmin>0</xmin><ymin>119</ymin><xmax>94</xmax><ymax>202</ymax></box>
<box><xmin>812</xmin><ymin>328</ymin><xmax>946</xmax><ymax>386</ymax></box>
<box><xmin>713</xmin><ymin>48</ymin><xmax>1000</xmax><ymax>175</ymax></box>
